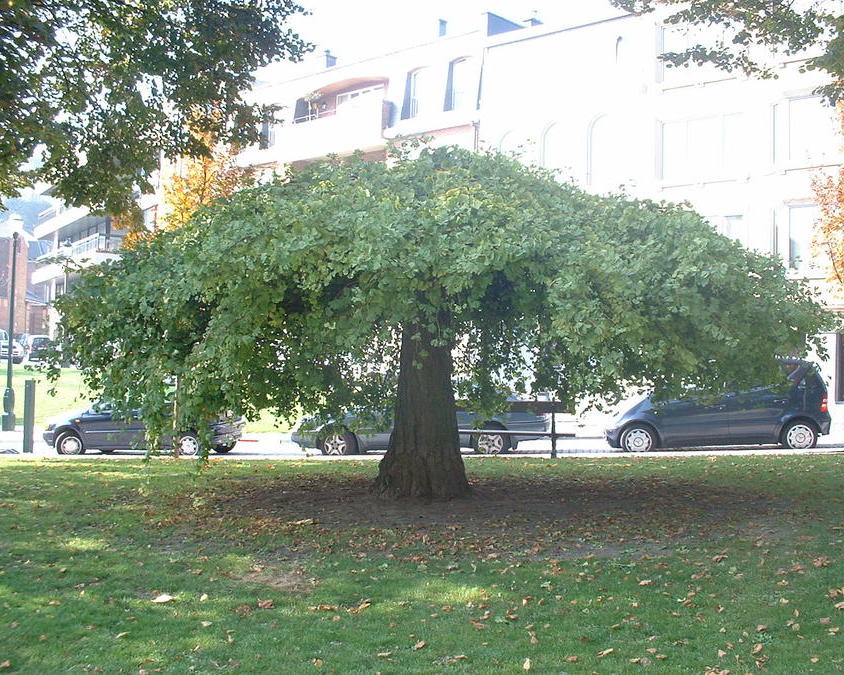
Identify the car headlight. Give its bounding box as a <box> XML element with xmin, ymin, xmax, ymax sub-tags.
<box><xmin>44</xmin><ymin>423</ymin><xmax>55</xmax><ymax>431</ymax></box>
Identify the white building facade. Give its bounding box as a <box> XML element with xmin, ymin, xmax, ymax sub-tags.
<box><xmin>477</xmin><ymin>4</ymin><xmax>844</xmax><ymax>422</ymax></box>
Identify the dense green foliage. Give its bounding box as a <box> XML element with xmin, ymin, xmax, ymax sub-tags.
<box><xmin>0</xmin><ymin>0</ymin><xmax>308</xmax><ymax>213</ymax></box>
<box><xmin>52</xmin><ymin>146</ymin><xmax>831</xmax><ymax>449</ymax></box>
<box><xmin>2</xmin><ymin>455</ymin><xmax>844</xmax><ymax>672</ymax></box>
<box><xmin>613</xmin><ymin>0</ymin><xmax>844</xmax><ymax>102</ymax></box>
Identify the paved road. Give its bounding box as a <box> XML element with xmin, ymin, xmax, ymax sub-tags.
<box><xmin>4</xmin><ymin>431</ymin><xmax>843</xmax><ymax>459</ymax></box>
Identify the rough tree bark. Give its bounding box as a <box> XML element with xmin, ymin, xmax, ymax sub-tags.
<box><xmin>372</xmin><ymin>321</ymin><xmax>471</xmax><ymax>500</ymax></box>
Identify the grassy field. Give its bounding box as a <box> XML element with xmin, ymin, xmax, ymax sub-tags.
<box><xmin>1</xmin><ymin>454</ymin><xmax>843</xmax><ymax>673</ymax></box>
<box><xmin>11</xmin><ymin>366</ymin><xmax>295</xmax><ymax>433</ymax></box>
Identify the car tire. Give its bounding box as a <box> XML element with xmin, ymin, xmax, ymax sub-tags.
<box><xmin>620</xmin><ymin>424</ymin><xmax>657</xmax><ymax>452</ymax></box>
<box><xmin>473</xmin><ymin>425</ymin><xmax>511</xmax><ymax>455</ymax></box>
<box><xmin>781</xmin><ymin>420</ymin><xmax>818</xmax><ymax>450</ymax></box>
<box><xmin>318</xmin><ymin>431</ymin><xmax>358</xmax><ymax>456</ymax></box>
<box><xmin>175</xmin><ymin>432</ymin><xmax>201</xmax><ymax>456</ymax></box>
<box><xmin>56</xmin><ymin>432</ymin><xmax>85</xmax><ymax>455</ymax></box>
<box><xmin>213</xmin><ymin>444</ymin><xmax>235</xmax><ymax>454</ymax></box>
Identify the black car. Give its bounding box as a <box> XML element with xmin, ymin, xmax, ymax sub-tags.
<box><xmin>44</xmin><ymin>403</ymin><xmax>244</xmax><ymax>455</ymax></box>
<box><xmin>26</xmin><ymin>335</ymin><xmax>51</xmax><ymax>363</ymax></box>
<box><xmin>605</xmin><ymin>360</ymin><xmax>831</xmax><ymax>452</ymax></box>
<box><xmin>292</xmin><ymin>407</ymin><xmax>550</xmax><ymax>455</ymax></box>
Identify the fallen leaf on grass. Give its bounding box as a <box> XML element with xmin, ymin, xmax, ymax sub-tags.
<box><xmin>597</xmin><ymin>648</ymin><xmax>614</xmax><ymax>658</ymax></box>
<box><xmin>523</xmin><ymin>657</ymin><xmax>531</xmax><ymax>670</ymax></box>
<box><xmin>348</xmin><ymin>599</ymin><xmax>371</xmax><ymax>614</ymax></box>
<box><xmin>0</xmin><ymin>661</ymin><xmax>10</xmax><ymax>670</ymax></box>
<box><xmin>151</xmin><ymin>593</ymin><xmax>173</xmax><ymax>603</ymax></box>
<box><xmin>115</xmin><ymin>632</ymin><xmax>129</xmax><ymax>639</ymax></box>
<box><xmin>376</xmin><ymin>652</ymin><xmax>393</xmax><ymax>658</ymax></box>
<box><xmin>413</xmin><ymin>641</ymin><xmax>426</xmax><ymax>650</ymax></box>
<box><xmin>256</xmin><ymin>600</ymin><xmax>274</xmax><ymax>609</ymax></box>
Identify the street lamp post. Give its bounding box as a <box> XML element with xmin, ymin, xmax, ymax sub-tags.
<box><xmin>2</xmin><ymin>231</ymin><xmax>19</xmax><ymax>431</ymax></box>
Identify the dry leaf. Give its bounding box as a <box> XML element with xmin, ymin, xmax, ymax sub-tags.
<box><xmin>151</xmin><ymin>593</ymin><xmax>173</xmax><ymax>603</ymax></box>
<box><xmin>752</xmin><ymin>644</ymin><xmax>764</xmax><ymax>655</ymax></box>
<box><xmin>597</xmin><ymin>648</ymin><xmax>614</xmax><ymax>658</ymax></box>
<box><xmin>413</xmin><ymin>641</ymin><xmax>426</xmax><ymax>650</ymax></box>
<box><xmin>523</xmin><ymin>657</ymin><xmax>531</xmax><ymax>670</ymax></box>
<box><xmin>115</xmin><ymin>632</ymin><xmax>129</xmax><ymax>639</ymax></box>
<box><xmin>257</xmin><ymin>600</ymin><xmax>274</xmax><ymax>609</ymax></box>
<box><xmin>565</xmin><ymin>656</ymin><xmax>578</xmax><ymax>662</ymax></box>
<box><xmin>376</xmin><ymin>652</ymin><xmax>393</xmax><ymax>658</ymax></box>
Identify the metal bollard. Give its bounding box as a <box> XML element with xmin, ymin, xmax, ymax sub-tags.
<box><xmin>23</xmin><ymin>379</ymin><xmax>35</xmax><ymax>454</ymax></box>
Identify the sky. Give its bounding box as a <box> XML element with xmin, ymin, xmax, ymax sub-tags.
<box><xmin>286</xmin><ymin>0</ymin><xmax>590</xmax><ymax>64</ymax></box>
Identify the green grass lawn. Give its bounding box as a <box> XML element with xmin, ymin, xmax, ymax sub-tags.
<box><xmin>1</xmin><ymin>455</ymin><xmax>843</xmax><ymax>673</ymax></box>
<box><xmin>11</xmin><ymin>366</ymin><xmax>295</xmax><ymax>433</ymax></box>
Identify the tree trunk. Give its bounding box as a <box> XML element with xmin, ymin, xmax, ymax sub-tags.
<box><xmin>372</xmin><ymin>322</ymin><xmax>471</xmax><ymax>500</ymax></box>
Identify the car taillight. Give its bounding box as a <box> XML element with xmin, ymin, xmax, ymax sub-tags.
<box><xmin>820</xmin><ymin>394</ymin><xmax>828</xmax><ymax>413</ymax></box>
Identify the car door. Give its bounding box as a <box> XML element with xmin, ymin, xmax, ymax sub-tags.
<box><xmin>77</xmin><ymin>404</ymin><xmax>145</xmax><ymax>450</ymax></box>
<box><xmin>727</xmin><ymin>384</ymin><xmax>793</xmax><ymax>444</ymax></box>
<box><xmin>650</xmin><ymin>393</ymin><xmax>733</xmax><ymax>446</ymax></box>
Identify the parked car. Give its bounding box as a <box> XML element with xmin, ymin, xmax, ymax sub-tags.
<box><xmin>43</xmin><ymin>403</ymin><xmax>245</xmax><ymax>455</ymax></box>
<box><xmin>26</xmin><ymin>335</ymin><xmax>51</xmax><ymax>363</ymax></box>
<box><xmin>292</xmin><ymin>406</ymin><xmax>550</xmax><ymax>455</ymax></box>
<box><xmin>0</xmin><ymin>329</ymin><xmax>24</xmax><ymax>364</ymax></box>
<box><xmin>605</xmin><ymin>360</ymin><xmax>831</xmax><ymax>452</ymax></box>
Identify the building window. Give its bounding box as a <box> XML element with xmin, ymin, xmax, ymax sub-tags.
<box><xmin>336</xmin><ymin>84</ymin><xmax>384</xmax><ymax>109</ymax></box>
<box><xmin>540</xmin><ymin>123</ymin><xmax>565</xmax><ymax>170</ymax></box>
<box><xmin>658</xmin><ymin>25</ymin><xmax>729</xmax><ymax>86</ymax></box>
<box><xmin>714</xmin><ymin>214</ymin><xmax>753</xmax><ymax>249</ymax></box>
<box><xmin>773</xmin><ymin>95</ymin><xmax>838</xmax><ymax>165</ymax></box>
<box><xmin>588</xmin><ymin>114</ymin><xmax>629</xmax><ymax>188</ymax></box>
<box><xmin>259</xmin><ymin>113</ymin><xmax>275</xmax><ymax>149</ymax></box>
<box><xmin>445</xmin><ymin>58</ymin><xmax>473</xmax><ymax>112</ymax></box>
<box><xmin>660</xmin><ymin>113</ymin><xmax>743</xmax><ymax>182</ymax></box>
<box><xmin>788</xmin><ymin>203</ymin><xmax>818</xmax><ymax>271</ymax></box>
<box><xmin>143</xmin><ymin>206</ymin><xmax>157</xmax><ymax>232</ymax></box>
<box><xmin>498</xmin><ymin>131</ymin><xmax>518</xmax><ymax>154</ymax></box>
<box><xmin>403</xmin><ymin>68</ymin><xmax>430</xmax><ymax>119</ymax></box>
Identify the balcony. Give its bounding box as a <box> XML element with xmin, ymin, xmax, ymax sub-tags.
<box><xmin>32</xmin><ymin>233</ymin><xmax>124</xmax><ymax>285</ymax></box>
<box><xmin>238</xmin><ymin>98</ymin><xmax>392</xmax><ymax>167</ymax></box>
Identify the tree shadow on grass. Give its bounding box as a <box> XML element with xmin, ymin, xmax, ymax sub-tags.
<box><xmin>210</xmin><ymin>473</ymin><xmax>800</xmax><ymax>559</ymax></box>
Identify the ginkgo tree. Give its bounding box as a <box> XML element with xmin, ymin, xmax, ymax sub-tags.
<box><xmin>52</xmin><ymin>146</ymin><xmax>831</xmax><ymax>499</ymax></box>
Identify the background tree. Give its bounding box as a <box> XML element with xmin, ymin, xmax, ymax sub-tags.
<box><xmin>612</xmin><ymin>0</ymin><xmax>844</xmax><ymax>101</ymax></box>
<box><xmin>813</xmin><ymin>102</ymin><xmax>844</xmax><ymax>283</ymax></box>
<box><xmin>52</xmin><ymin>147</ymin><xmax>831</xmax><ymax>500</ymax></box>
<box><xmin>0</xmin><ymin>0</ymin><xmax>308</xmax><ymax>214</ymax></box>
<box><xmin>122</xmin><ymin>134</ymin><xmax>255</xmax><ymax>248</ymax></box>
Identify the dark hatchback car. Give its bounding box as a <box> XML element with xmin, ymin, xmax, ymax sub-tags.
<box><xmin>44</xmin><ymin>403</ymin><xmax>244</xmax><ymax>455</ymax></box>
<box><xmin>292</xmin><ymin>408</ymin><xmax>549</xmax><ymax>455</ymax></box>
<box><xmin>605</xmin><ymin>360</ymin><xmax>831</xmax><ymax>452</ymax></box>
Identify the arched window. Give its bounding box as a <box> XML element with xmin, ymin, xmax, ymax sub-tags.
<box><xmin>498</xmin><ymin>131</ymin><xmax>518</xmax><ymax>154</ymax></box>
<box><xmin>402</xmin><ymin>68</ymin><xmax>430</xmax><ymax>119</ymax></box>
<box><xmin>541</xmin><ymin>123</ymin><xmax>565</xmax><ymax>170</ymax></box>
<box><xmin>445</xmin><ymin>58</ymin><xmax>474</xmax><ymax>111</ymax></box>
<box><xmin>588</xmin><ymin>114</ymin><xmax>627</xmax><ymax>188</ymax></box>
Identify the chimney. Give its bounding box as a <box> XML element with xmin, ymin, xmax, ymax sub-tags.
<box><xmin>438</xmin><ymin>19</ymin><xmax>447</xmax><ymax>37</ymax></box>
<box><xmin>525</xmin><ymin>11</ymin><xmax>542</xmax><ymax>26</ymax></box>
<box><xmin>324</xmin><ymin>49</ymin><xmax>337</xmax><ymax>67</ymax></box>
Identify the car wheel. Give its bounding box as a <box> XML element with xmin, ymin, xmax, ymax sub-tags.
<box><xmin>781</xmin><ymin>420</ymin><xmax>818</xmax><ymax>450</ymax></box>
<box><xmin>473</xmin><ymin>426</ymin><xmax>510</xmax><ymax>454</ymax></box>
<box><xmin>620</xmin><ymin>424</ymin><xmax>657</xmax><ymax>452</ymax></box>
<box><xmin>175</xmin><ymin>432</ymin><xmax>201</xmax><ymax>456</ymax></box>
<box><xmin>56</xmin><ymin>432</ymin><xmax>85</xmax><ymax>455</ymax></box>
<box><xmin>318</xmin><ymin>432</ymin><xmax>358</xmax><ymax>456</ymax></box>
<box><xmin>213</xmin><ymin>444</ymin><xmax>235</xmax><ymax>454</ymax></box>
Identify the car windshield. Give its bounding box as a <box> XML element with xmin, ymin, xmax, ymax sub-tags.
<box><xmin>31</xmin><ymin>338</ymin><xmax>49</xmax><ymax>347</ymax></box>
